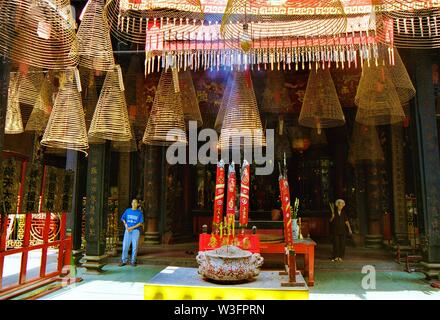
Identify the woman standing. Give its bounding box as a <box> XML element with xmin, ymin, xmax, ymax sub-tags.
<box><xmin>330</xmin><ymin>199</ymin><xmax>352</xmax><ymax>262</ymax></box>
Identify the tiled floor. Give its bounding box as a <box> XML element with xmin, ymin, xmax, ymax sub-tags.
<box><xmin>40</xmin><ymin>244</ymin><xmax>440</xmax><ymax>300</ymax></box>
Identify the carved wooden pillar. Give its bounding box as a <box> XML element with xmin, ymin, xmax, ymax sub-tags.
<box><xmin>66</xmin><ymin>150</ymin><xmax>87</xmax><ymax>265</ymax></box>
<box><xmin>365</xmin><ymin>163</ymin><xmax>384</xmax><ymax>248</ymax></box>
<box><xmin>390</xmin><ymin>124</ymin><xmax>409</xmax><ymax>245</ymax></box>
<box><xmin>143</xmin><ymin>145</ymin><xmax>161</xmax><ymax>244</ymax></box>
<box><xmin>82</xmin><ymin>143</ymin><xmax>111</xmax><ymax>273</ymax></box>
<box><xmin>118</xmin><ymin>152</ymin><xmax>131</xmax><ymax>238</ymax></box>
<box><xmin>405</xmin><ymin>49</ymin><xmax>440</xmax><ymax>278</ymax></box>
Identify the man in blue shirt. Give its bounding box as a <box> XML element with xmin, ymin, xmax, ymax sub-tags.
<box><xmin>119</xmin><ymin>198</ymin><xmax>144</xmax><ymax>267</ymax></box>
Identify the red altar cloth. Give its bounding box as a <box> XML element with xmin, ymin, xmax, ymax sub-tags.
<box><xmin>199</xmin><ymin>233</ymin><xmax>261</xmax><ymax>253</ymax></box>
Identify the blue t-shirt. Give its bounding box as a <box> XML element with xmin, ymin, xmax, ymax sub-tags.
<box><xmin>121</xmin><ymin>208</ymin><xmax>144</xmax><ymax>230</ymax></box>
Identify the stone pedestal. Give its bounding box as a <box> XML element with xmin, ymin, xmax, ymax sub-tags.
<box><xmin>81</xmin><ymin>255</ymin><xmax>108</xmax><ymax>274</ymax></box>
<box><xmin>145</xmin><ymin>217</ymin><xmax>160</xmax><ymax>244</ymax></box>
<box><xmin>420</xmin><ymin>262</ymin><xmax>440</xmax><ymax>279</ymax></box>
<box><xmin>72</xmin><ymin>249</ymin><xmax>85</xmax><ymax>267</ymax></box>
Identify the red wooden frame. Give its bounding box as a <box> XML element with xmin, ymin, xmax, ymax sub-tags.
<box><xmin>0</xmin><ymin>212</ymin><xmax>72</xmax><ymax>293</ymax></box>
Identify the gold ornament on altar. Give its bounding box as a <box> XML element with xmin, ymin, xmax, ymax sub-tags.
<box><xmin>355</xmin><ymin>64</ymin><xmax>405</xmax><ymax>125</ymax></box>
<box><xmin>89</xmin><ymin>65</ymin><xmax>133</xmax><ymax>142</ymax></box>
<box><xmin>179</xmin><ymin>70</ymin><xmax>203</xmax><ymax>128</ymax></box>
<box><xmin>0</xmin><ymin>0</ymin><xmax>79</xmax><ymax>69</ymax></box>
<box><xmin>41</xmin><ymin>68</ymin><xmax>89</xmax><ymax>155</ymax></box>
<box><xmin>299</xmin><ymin>68</ymin><xmax>345</xmax><ymax>133</ymax></box>
<box><xmin>218</xmin><ymin>71</ymin><xmax>266</xmax><ymax>149</ymax></box>
<box><xmin>142</xmin><ymin>69</ymin><xmax>187</xmax><ymax>146</ymax></box>
<box><xmin>77</xmin><ymin>0</ymin><xmax>115</xmax><ymax>71</ymax></box>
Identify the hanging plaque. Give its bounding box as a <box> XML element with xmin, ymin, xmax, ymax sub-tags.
<box><xmin>21</xmin><ymin>162</ymin><xmax>43</xmax><ymax>214</ymax></box>
<box><xmin>0</xmin><ymin>158</ymin><xmax>20</xmax><ymax>214</ymax></box>
<box><xmin>42</xmin><ymin>166</ymin><xmax>63</xmax><ymax>212</ymax></box>
<box><xmin>60</xmin><ymin>169</ymin><xmax>74</xmax><ymax>212</ymax></box>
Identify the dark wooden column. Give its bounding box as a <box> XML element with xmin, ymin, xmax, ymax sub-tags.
<box><xmin>365</xmin><ymin>163</ymin><xmax>384</xmax><ymax>248</ymax></box>
<box><xmin>82</xmin><ymin>143</ymin><xmax>111</xmax><ymax>273</ymax></box>
<box><xmin>143</xmin><ymin>145</ymin><xmax>161</xmax><ymax>244</ymax></box>
<box><xmin>0</xmin><ymin>57</ymin><xmax>11</xmax><ymax>157</ymax></box>
<box><xmin>405</xmin><ymin>49</ymin><xmax>440</xmax><ymax>278</ymax></box>
<box><xmin>65</xmin><ymin>150</ymin><xmax>87</xmax><ymax>265</ymax></box>
<box><xmin>390</xmin><ymin>124</ymin><xmax>409</xmax><ymax>245</ymax></box>
<box><xmin>117</xmin><ymin>152</ymin><xmax>131</xmax><ymax>238</ymax></box>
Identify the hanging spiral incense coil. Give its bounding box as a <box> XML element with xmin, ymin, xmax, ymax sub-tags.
<box><xmin>299</xmin><ymin>68</ymin><xmax>345</xmax><ymax>132</ymax></box>
<box><xmin>218</xmin><ymin>71</ymin><xmax>266</xmax><ymax>149</ymax></box>
<box><xmin>103</xmin><ymin>0</ymin><xmax>204</xmax><ymax>45</ymax></box>
<box><xmin>12</xmin><ymin>69</ymin><xmax>45</xmax><ymax>106</ymax></box>
<box><xmin>348</xmin><ymin>123</ymin><xmax>384</xmax><ymax>165</ymax></box>
<box><xmin>261</xmin><ymin>70</ymin><xmax>292</xmax><ymax>114</ymax></box>
<box><xmin>355</xmin><ymin>63</ymin><xmax>405</xmax><ymax>125</ymax></box>
<box><xmin>89</xmin><ymin>65</ymin><xmax>133</xmax><ymax>141</ymax></box>
<box><xmin>41</xmin><ymin>68</ymin><xmax>89</xmax><ymax>155</ymax></box>
<box><xmin>0</xmin><ymin>0</ymin><xmax>79</xmax><ymax>69</ymax></box>
<box><xmin>77</xmin><ymin>0</ymin><xmax>115</xmax><ymax>71</ymax></box>
<box><xmin>5</xmin><ymin>73</ymin><xmax>24</xmax><ymax>134</ymax></box>
<box><xmin>142</xmin><ymin>69</ymin><xmax>187</xmax><ymax>146</ymax></box>
<box><xmin>179</xmin><ymin>70</ymin><xmax>203</xmax><ymax>128</ymax></box>
<box><xmin>25</xmin><ymin>74</ymin><xmax>53</xmax><ymax>132</ymax></box>
<box><xmin>111</xmin><ymin>121</ymin><xmax>138</xmax><ymax>152</ymax></box>
<box><xmin>387</xmin><ymin>48</ymin><xmax>415</xmax><ymax>104</ymax></box>
<box><xmin>214</xmin><ymin>73</ymin><xmax>233</xmax><ymax>132</ymax></box>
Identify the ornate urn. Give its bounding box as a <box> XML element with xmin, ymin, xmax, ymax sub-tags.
<box><xmin>196</xmin><ymin>245</ymin><xmax>264</xmax><ymax>282</ymax></box>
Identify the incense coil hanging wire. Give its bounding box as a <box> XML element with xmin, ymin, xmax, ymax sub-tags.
<box><xmin>41</xmin><ymin>68</ymin><xmax>89</xmax><ymax>155</ymax></box>
<box><xmin>25</xmin><ymin>73</ymin><xmax>53</xmax><ymax>132</ymax></box>
<box><xmin>220</xmin><ymin>0</ymin><xmax>347</xmax><ymax>52</ymax></box>
<box><xmin>142</xmin><ymin>69</ymin><xmax>187</xmax><ymax>146</ymax></box>
<box><xmin>5</xmin><ymin>73</ymin><xmax>24</xmax><ymax>134</ymax></box>
<box><xmin>103</xmin><ymin>0</ymin><xmax>204</xmax><ymax>45</ymax></box>
<box><xmin>0</xmin><ymin>0</ymin><xmax>79</xmax><ymax>69</ymax></box>
<box><xmin>214</xmin><ymin>72</ymin><xmax>233</xmax><ymax>132</ymax></box>
<box><xmin>179</xmin><ymin>70</ymin><xmax>203</xmax><ymax>128</ymax></box>
<box><xmin>89</xmin><ymin>65</ymin><xmax>133</xmax><ymax>141</ymax></box>
<box><xmin>261</xmin><ymin>71</ymin><xmax>292</xmax><ymax>114</ymax></box>
<box><xmin>218</xmin><ymin>71</ymin><xmax>266</xmax><ymax>149</ymax></box>
<box><xmin>348</xmin><ymin>123</ymin><xmax>384</xmax><ymax>165</ymax></box>
<box><xmin>387</xmin><ymin>48</ymin><xmax>415</xmax><ymax>104</ymax></box>
<box><xmin>355</xmin><ymin>64</ymin><xmax>405</xmax><ymax>126</ymax></box>
<box><xmin>77</xmin><ymin>0</ymin><xmax>115</xmax><ymax>71</ymax></box>
<box><xmin>299</xmin><ymin>68</ymin><xmax>345</xmax><ymax>132</ymax></box>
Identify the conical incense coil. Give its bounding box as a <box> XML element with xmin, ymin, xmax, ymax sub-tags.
<box><xmin>387</xmin><ymin>48</ymin><xmax>415</xmax><ymax>105</ymax></box>
<box><xmin>0</xmin><ymin>0</ymin><xmax>79</xmax><ymax>69</ymax></box>
<box><xmin>355</xmin><ymin>64</ymin><xmax>405</xmax><ymax>125</ymax></box>
<box><xmin>218</xmin><ymin>71</ymin><xmax>266</xmax><ymax>149</ymax></box>
<box><xmin>12</xmin><ymin>69</ymin><xmax>45</xmax><ymax>106</ymax></box>
<box><xmin>299</xmin><ymin>68</ymin><xmax>345</xmax><ymax>132</ymax></box>
<box><xmin>261</xmin><ymin>71</ymin><xmax>292</xmax><ymax>114</ymax></box>
<box><xmin>77</xmin><ymin>0</ymin><xmax>115</xmax><ymax>71</ymax></box>
<box><xmin>5</xmin><ymin>74</ymin><xmax>24</xmax><ymax>134</ymax></box>
<box><xmin>348</xmin><ymin>123</ymin><xmax>384</xmax><ymax>165</ymax></box>
<box><xmin>41</xmin><ymin>68</ymin><xmax>89</xmax><ymax>155</ymax></box>
<box><xmin>89</xmin><ymin>65</ymin><xmax>133</xmax><ymax>142</ymax></box>
<box><xmin>142</xmin><ymin>69</ymin><xmax>187</xmax><ymax>146</ymax></box>
<box><xmin>179</xmin><ymin>70</ymin><xmax>203</xmax><ymax>128</ymax></box>
<box><xmin>111</xmin><ymin>122</ymin><xmax>138</xmax><ymax>152</ymax></box>
<box><xmin>25</xmin><ymin>74</ymin><xmax>53</xmax><ymax>132</ymax></box>
<box><xmin>214</xmin><ymin>73</ymin><xmax>233</xmax><ymax>131</ymax></box>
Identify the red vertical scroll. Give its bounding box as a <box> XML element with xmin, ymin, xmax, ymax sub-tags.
<box><xmin>212</xmin><ymin>159</ymin><xmax>225</xmax><ymax>226</ymax></box>
<box><xmin>239</xmin><ymin>160</ymin><xmax>250</xmax><ymax>227</ymax></box>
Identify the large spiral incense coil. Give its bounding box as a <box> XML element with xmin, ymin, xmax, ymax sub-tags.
<box><xmin>5</xmin><ymin>73</ymin><xmax>24</xmax><ymax>134</ymax></box>
<box><xmin>25</xmin><ymin>74</ymin><xmax>53</xmax><ymax>132</ymax></box>
<box><xmin>387</xmin><ymin>48</ymin><xmax>415</xmax><ymax>104</ymax></box>
<box><xmin>179</xmin><ymin>70</ymin><xmax>203</xmax><ymax>128</ymax></box>
<box><xmin>261</xmin><ymin>70</ymin><xmax>292</xmax><ymax>114</ymax></box>
<box><xmin>218</xmin><ymin>70</ymin><xmax>266</xmax><ymax>149</ymax></box>
<box><xmin>214</xmin><ymin>72</ymin><xmax>233</xmax><ymax>131</ymax></box>
<box><xmin>220</xmin><ymin>0</ymin><xmax>348</xmax><ymax>52</ymax></box>
<box><xmin>142</xmin><ymin>69</ymin><xmax>187</xmax><ymax>146</ymax></box>
<box><xmin>355</xmin><ymin>64</ymin><xmax>405</xmax><ymax>125</ymax></box>
<box><xmin>103</xmin><ymin>0</ymin><xmax>204</xmax><ymax>45</ymax></box>
<box><xmin>0</xmin><ymin>0</ymin><xmax>79</xmax><ymax>69</ymax></box>
<box><xmin>12</xmin><ymin>69</ymin><xmax>45</xmax><ymax>106</ymax></box>
<box><xmin>41</xmin><ymin>68</ymin><xmax>89</xmax><ymax>154</ymax></box>
<box><xmin>348</xmin><ymin>123</ymin><xmax>384</xmax><ymax>165</ymax></box>
<box><xmin>299</xmin><ymin>68</ymin><xmax>345</xmax><ymax>131</ymax></box>
<box><xmin>77</xmin><ymin>0</ymin><xmax>115</xmax><ymax>71</ymax></box>
<box><xmin>111</xmin><ymin>121</ymin><xmax>138</xmax><ymax>152</ymax></box>
<box><xmin>89</xmin><ymin>65</ymin><xmax>133</xmax><ymax>141</ymax></box>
